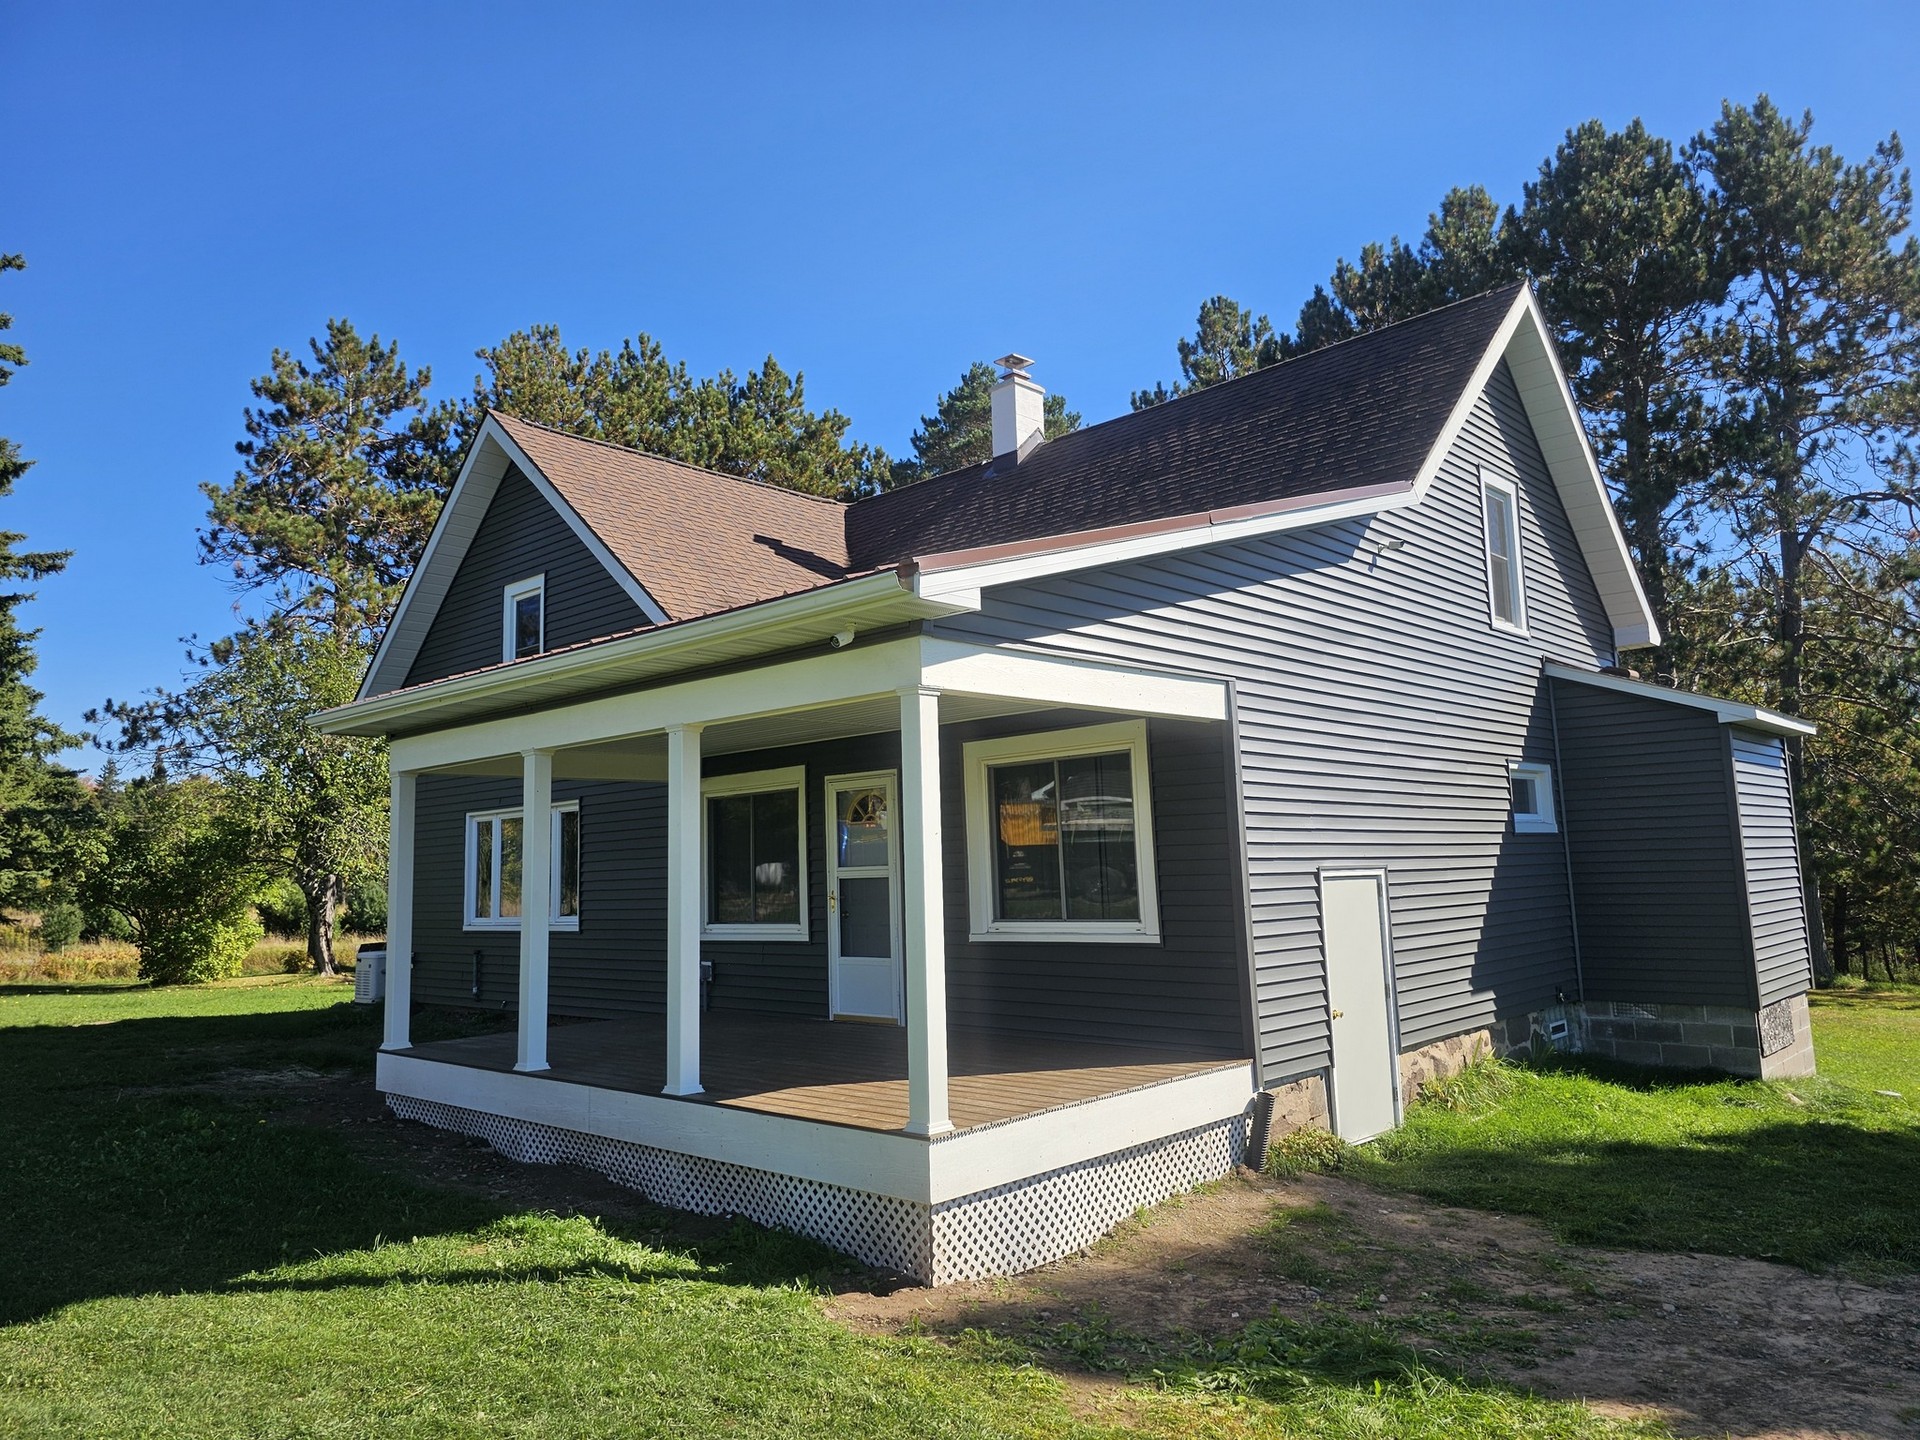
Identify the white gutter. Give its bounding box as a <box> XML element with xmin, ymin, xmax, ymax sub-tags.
<box><xmin>1543</xmin><ymin>662</ymin><xmax>1815</xmax><ymax>738</ymax></box>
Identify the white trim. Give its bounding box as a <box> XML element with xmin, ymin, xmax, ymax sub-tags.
<box><xmin>961</xmin><ymin>719</ymin><xmax>1161</xmax><ymax>944</ymax></box>
<box><xmin>503</xmin><ymin>573</ymin><xmax>546</xmax><ymax>662</ymax></box>
<box><xmin>1479</xmin><ymin>469</ymin><xmax>1528</xmax><ymax>636</ymax></box>
<box><xmin>382</xmin><ymin>768</ymin><xmax>417</xmax><ymax>1051</ymax></box>
<box><xmin>462</xmin><ymin>801</ymin><xmax>582</xmax><ymax>931</ymax></box>
<box><xmin>907</xmin><ymin>289</ymin><xmax>1662</xmax><ymax>655</ymax></box>
<box><xmin>1542</xmin><ymin>661</ymin><xmax>1816</xmax><ymax>738</ymax></box>
<box><xmin>359</xmin><ymin>415</ymin><xmax>669</xmax><ymax>699</ymax></box>
<box><xmin>824</xmin><ymin>768</ymin><xmax>905</xmax><ymax>1025</ymax></box>
<box><xmin>700</xmin><ymin>765</ymin><xmax>809</xmax><ymax>941</ymax></box>
<box><xmin>919</xmin><ymin>638</ymin><xmax>1229</xmax><ymax>721</ymax></box>
<box><xmin>1509</xmin><ymin>760</ymin><xmax>1557</xmax><ymax>834</ymax></box>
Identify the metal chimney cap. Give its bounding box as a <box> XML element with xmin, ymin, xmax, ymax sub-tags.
<box><xmin>994</xmin><ymin>353</ymin><xmax>1036</xmax><ymax>378</ymax></box>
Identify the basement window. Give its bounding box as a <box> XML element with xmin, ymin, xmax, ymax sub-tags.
<box><xmin>465</xmin><ymin>802</ymin><xmax>580</xmax><ymax>929</ymax></box>
<box><xmin>503</xmin><ymin>575</ymin><xmax>546</xmax><ymax>661</ymax></box>
<box><xmin>702</xmin><ymin>767</ymin><xmax>808</xmax><ymax>939</ymax></box>
<box><xmin>1510</xmin><ymin>761</ymin><xmax>1556</xmax><ymax>834</ymax></box>
<box><xmin>1481</xmin><ymin>471</ymin><xmax>1527</xmax><ymax>633</ymax></box>
<box><xmin>962</xmin><ymin>720</ymin><xmax>1161</xmax><ymax>943</ymax></box>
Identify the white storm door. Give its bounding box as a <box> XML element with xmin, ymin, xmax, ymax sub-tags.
<box><xmin>826</xmin><ymin>772</ymin><xmax>903</xmax><ymax>1023</ymax></box>
<box><xmin>1322</xmin><ymin>869</ymin><xmax>1402</xmax><ymax>1142</ymax></box>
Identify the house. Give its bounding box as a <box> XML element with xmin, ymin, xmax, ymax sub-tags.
<box><xmin>316</xmin><ymin>282</ymin><xmax>1817</xmax><ymax>1284</ymax></box>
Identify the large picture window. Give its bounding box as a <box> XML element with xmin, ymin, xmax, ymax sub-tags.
<box><xmin>962</xmin><ymin>720</ymin><xmax>1160</xmax><ymax>943</ymax></box>
<box><xmin>465</xmin><ymin>802</ymin><xmax>580</xmax><ymax>929</ymax></box>
<box><xmin>702</xmin><ymin>766</ymin><xmax>807</xmax><ymax>939</ymax></box>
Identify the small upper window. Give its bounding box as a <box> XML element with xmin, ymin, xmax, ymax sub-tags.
<box><xmin>702</xmin><ymin>767</ymin><xmax>807</xmax><ymax>939</ymax></box>
<box><xmin>504</xmin><ymin>575</ymin><xmax>545</xmax><ymax>661</ymax></box>
<box><xmin>1510</xmin><ymin>761</ymin><xmax>1556</xmax><ymax>834</ymax></box>
<box><xmin>1481</xmin><ymin>472</ymin><xmax>1526</xmax><ymax>633</ymax></box>
<box><xmin>962</xmin><ymin>720</ymin><xmax>1161</xmax><ymax>943</ymax></box>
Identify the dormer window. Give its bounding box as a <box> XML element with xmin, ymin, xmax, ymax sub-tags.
<box><xmin>504</xmin><ymin>576</ymin><xmax>545</xmax><ymax>661</ymax></box>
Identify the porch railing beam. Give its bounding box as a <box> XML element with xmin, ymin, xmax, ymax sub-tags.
<box><xmin>899</xmin><ymin>686</ymin><xmax>953</xmax><ymax>1136</ymax></box>
<box><xmin>664</xmin><ymin>722</ymin><xmax>705</xmax><ymax>1096</ymax></box>
<box><xmin>381</xmin><ymin>766</ymin><xmax>417</xmax><ymax>1051</ymax></box>
<box><xmin>514</xmin><ymin>747</ymin><xmax>555</xmax><ymax>1073</ymax></box>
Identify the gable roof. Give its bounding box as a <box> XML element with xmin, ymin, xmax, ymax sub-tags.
<box><xmin>355</xmin><ymin>282</ymin><xmax>1659</xmax><ymax>705</ymax></box>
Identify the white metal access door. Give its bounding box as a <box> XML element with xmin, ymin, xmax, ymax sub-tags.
<box><xmin>825</xmin><ymin>772</ymin><xmax>903</xmax><ymax>1023</ymax></box>
<box><xmin>1321</xmin><ymin>869</ymin><xmax>1402</xmax><ymax>1141</ymax></box>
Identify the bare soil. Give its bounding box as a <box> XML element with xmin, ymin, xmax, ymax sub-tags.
<box><xmin>254</xmin><ymin>1067</ymin><xmax>1920</xmax><ymax>1439</ymax></box>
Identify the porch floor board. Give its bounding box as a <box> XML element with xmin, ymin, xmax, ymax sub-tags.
<box><xmin>396</xmin><ymin>1011</ymin><xmax>1246</xmax><ymax>1134</ymax></box>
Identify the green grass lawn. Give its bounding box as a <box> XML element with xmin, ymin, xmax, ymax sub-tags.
<box><xmin>1355</xmin><ymin>985</ymin><xmax>1920</xmax><ymax>1274</ymax></box>
<box><xmin>0</xmin><ymin>977</ymin><xmax>1660</xmax><ymax>1439</ymax></box>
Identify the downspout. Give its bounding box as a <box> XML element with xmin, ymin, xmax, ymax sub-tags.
<box><xmin>1546</xmin><ymin>678</ymin><xmax>1587</xmax><ymax>1009</ymax></box>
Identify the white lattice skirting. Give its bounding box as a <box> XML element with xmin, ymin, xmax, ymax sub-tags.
<box><xmin>387</xmin><ymin>1094</ymin><xmax>1248</xmax><ymax>1283</ymax></box>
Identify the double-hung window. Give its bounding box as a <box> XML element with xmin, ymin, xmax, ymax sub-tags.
<box><xmin>1480</xmin><ymin>471</ymin><xmax>1526</xmax><ymax>633</ymax></box>
<box><xmin>465</xmin><ymin>802</ymin><xmax>580</xmax><ymax>929</ymax></box>
<box><xmin>504</xmin><ymin>575</ymin><xmax>545</xmax><ymax>661</ymax></box>
<box><xmin>702</xmin><ymin>766</ymin><xmax>807</xmax><ymax>939</ymax></box>
<box><xmin>962</xmin><ymin>719</ymin><xmax>1160</xmax><ymax>943</ymax></box>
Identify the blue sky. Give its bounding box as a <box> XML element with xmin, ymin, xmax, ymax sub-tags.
<box><xmin>7</xmin><ymin>1</ymin><xmax>1916</xmax><ymax>763</ymax></box>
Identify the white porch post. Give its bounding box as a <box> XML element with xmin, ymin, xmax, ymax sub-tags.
<box><xmin>514</xmin><ymin>748</ymin><xmax>554</xmax><ymax>1073</ymax></box>
<box><xmin>381</xmin><ymin>766</ymin><xmax>417</xmax><ymax>1051</ymax></box>
<box><xmin>664</xmin><ymin>722</ymin><xmax>704</xmax><ymax>1096</ymax></box>
<box><xmin>899</xmin><ymin>686</ymin><xmax>952</xmax><ymax>1136</ymax></box>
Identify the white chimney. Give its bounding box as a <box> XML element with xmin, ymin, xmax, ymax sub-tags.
<box><xmin>990</xmin><ymin>353</ymin><xmax>1047</xmax><ymax>461</ymax></box>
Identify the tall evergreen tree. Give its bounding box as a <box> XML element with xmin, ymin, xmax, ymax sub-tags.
<box><xmin>0</xmin><ymin>252</ymin><xmax>86</xmax><ymax>914</ymax></box>
<box><xmin>1506</xmin><ymin>118</ymin><xmax>1729</xmax><ymax>674</ymax></box>
<box><xmin>1131</xmin><ymin>298</ymin><xmax>1284</xmax><ymax>410</ymax></box>
<box><xmin>892</xmin><ymin>363</ymin><xmax>1081</xmax><ymax>482</ymax></box>
<box><xmin>199</xmin><ymin>320</ymin><xmax>457</xmax><ymax>644</ymax></box>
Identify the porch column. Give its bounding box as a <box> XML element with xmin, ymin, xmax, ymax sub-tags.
<box><xmin>381</xmin><ymin>766</ymin><xmax>417</xmax><ymax>1051</ymax></box>
<box><xmin>664</xmin><ymin>722</ymin><xmax>704</xmax><ymax>1096</ymax></box>
<box><xmin>899</xmin><ymin>686</ymin><xmax>952</xmax><ymax>1136</ymax></box>
<box><xmin>514</xmin><ymin>748</ymin><xmax>554</xmax><ymax>1073</ymax></box>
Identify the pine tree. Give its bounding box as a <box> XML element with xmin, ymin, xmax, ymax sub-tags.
<box><xmin>1131</xmin><ymin>298</ymin><xmax>1284</xmax><ymax>410</ymax></box>
<box><xmin>893</xmin><ymin>362</ymin><xmax>1081</xmax><ymax>482</ymax></box>
<box><xmin>0</xmin><ymin>252</ymin><xmax>86</xmax><ymax>914</ymax></box>
<box><xmin>1506</xmin><ymin>119</ymin><xmax>1729</xmax><ymax>674</ymax></box>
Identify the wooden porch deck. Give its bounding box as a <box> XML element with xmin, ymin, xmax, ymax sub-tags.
<box><xmin>396</xmin><ymin>1012</ymin><xmax>1247</xmax><ymax>1135</ymax></box>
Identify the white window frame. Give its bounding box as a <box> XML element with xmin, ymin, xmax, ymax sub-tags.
<box><xmin>1479</xmin><ymin>470</ymin><xmax>1528</xmax><ymax>635</ymax></box>
<box><xmin>463</xmin><ymin>801</ymin><xmax>581</xmax><ymax>930</ymax></box>
<box><xmin>503</xmin><ymin>573</ymin><xmax>546</xmax><ymax>662</ymax></box>
<box><xmin>962</xmin><ymin>718</ymin><xmax>1161</xmax><ymax>944</ymax></box>
<box><xmin>700</xmin><ymin>765</ymin><xmax>809</xmax><ymax>941</ymax></box>
<box><xmin>1509</xmin><ymin>761</ymin><xmax>1557</xmax><ymax>834</ymax></box>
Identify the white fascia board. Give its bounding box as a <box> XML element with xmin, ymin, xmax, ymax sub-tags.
<box><xmin>918</xmin><ymin>637</ymin><xmax>1228</xmax><ymax>721</ymax></box>
<box><xmin>1543</xmin><ymin>662</ymin><xmax>1815</xmax><ymax>738</ymax></box>
<box><xmin>357</xmin><ymin>416</ymin><xmax>669</xmax><ymax>702</ymax></box>
<box><xmin>911</xmin><ymin>486</ymin><xmax>1418</xmax><ymax>604</ymax></box>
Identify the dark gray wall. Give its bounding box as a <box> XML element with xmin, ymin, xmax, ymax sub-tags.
<box><xmin>407</xmin><ymin>712</ymin><xmax>1246</xmax><ymax>1055</ymax></box>
<box><xmin>406</xmin><ymin>467</ymin><xmax>652</xmax><ymax>688</ymax></box>
<box><xmin>1729</xmin><ymin>729</ymin><xmax>1813</xmax><ymax>1006</ymax></box>
<box><xmin>928</xmin><ymin>362</ymin><xmax>1609</xmax><ymax>1083</ymax></box>
<box><xmin>1551</xmin><ymin>681</ymin><xmax>1756</xmax><ymax>1007</ymax></box>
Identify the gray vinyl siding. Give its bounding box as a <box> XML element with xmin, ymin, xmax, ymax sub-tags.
<box><xmin>1550</xmin><ymin>681</ymin><xmax>1755</xmax><ymax>1007</ymax></box>
<box><xmin>928</xmin><ymin>362</ymin><xmax>1611</xmax><ymax>1083</ymax></box>
<box><xmin>411</xmin><ymin>774</ymin><xmax>666</xmax><ymax>1018</ymax></box>
<box><xmin>1729</xmin><ymin>729</ymin><xmax>1813</xmax><ymax>1005</ymax></box>
<box><xmin>406</xmin><ymin>467</ymin><xmax>652</xmax><ymax>688</ymax></box>
<box><xmin>404</xmin><ymin>714</ymin><xmax>1245</xmax><ymax>1054</ymax></box>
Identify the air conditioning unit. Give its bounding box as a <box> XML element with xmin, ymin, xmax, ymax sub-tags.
<box><xmin>353</xmin><ymin>946</ymin><xmax>387</xmax><ymax>1004</ymax></box>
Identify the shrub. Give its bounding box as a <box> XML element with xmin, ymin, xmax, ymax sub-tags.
<box><xmin>253</xmin><ymin>877</ymin><xmax>308</xmax><ymax>938</ymax></box>
<box><xmin>139</xmin><ymin>910</ymin><xmax>263</xmax><ymax>985</ymax></box>
<box><xmin>38</xmin><ymin>903</ymin><xmax>84</xmax><ymax>953</ymax></box>
<box><xmin>1265</xmin><ymin>1126</ymin><xmax>1353</xmax><ymax>1178</ymax></box>
<box><xmin>342</xmin><ymin>875</ymin><xmax>386</xmax><ymax>935</ymax></box>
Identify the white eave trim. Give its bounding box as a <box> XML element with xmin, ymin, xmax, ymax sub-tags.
<box><xmin>358</xmin><ymin>414</ymin><xmax>670</xmax><ymax>701</ymax></box>
<box><xmin>318</xmin><ymin>569</ymin><xmax>964</xmax><ymax>737</ymax></box>
<box><xmin>1544</xmin><ymin>662</ymin><xmax>1815</xmax><ymax>738</ymax></box>
<box><xmin>908</xmin><ymin>290</ymin><xmax>1662</xmax><ymax>655</ymax></box>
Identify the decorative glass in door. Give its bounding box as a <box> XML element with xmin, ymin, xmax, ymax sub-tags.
<box><xmin>828</xmin><ymin>779</ymin><xmax>900</xmax><ymax>1022</ymax></box>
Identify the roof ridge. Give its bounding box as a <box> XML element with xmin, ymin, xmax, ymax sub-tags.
<box><xmin>490</xmin><ymin>409</ymin><xmax>852</xmax><ymax>509</ymax></box>
<box><xmin>848</xmin><ymin>281</ymin><xmax>1530</xmax><ymax>509</ymax></box>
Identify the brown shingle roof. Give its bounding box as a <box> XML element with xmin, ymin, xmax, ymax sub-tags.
<box><xmin>494</xmin><ymin>412</ymin><xmax>855</xmax><ymax>623</ymax></box>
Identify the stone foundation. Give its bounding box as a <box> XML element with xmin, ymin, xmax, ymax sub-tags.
<box><xmin>1581</xmin><ymin>995</ymin><xmax>1815</xmax><ymax>1078</ymax></box>
<box><xmin>1395</xmin><ymin>1005</ymin><xmax>1581</xmax><ymax>1108</ymax></box>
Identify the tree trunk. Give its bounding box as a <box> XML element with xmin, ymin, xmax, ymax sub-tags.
<box><xmin>1829</xmin><ymin>884</ymin><xmax>1849</xmax><ymax>978</ymax></box>
<box><xmin>303</xmin><ymin>873</ymin><xmax>340</xmax><ymax>975</ymax></box>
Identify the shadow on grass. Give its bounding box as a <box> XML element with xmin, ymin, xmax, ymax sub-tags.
<box><xmin>0</xmin><ymin>1000</ymin><xmax>849</xmax><ymax>1326</ymax></box>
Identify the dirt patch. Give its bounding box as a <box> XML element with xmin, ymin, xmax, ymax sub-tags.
<box><xmin>827</xmin><ymin>1170</ymin><xmax>1920</xmax><ymax>1440</ymax></box>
